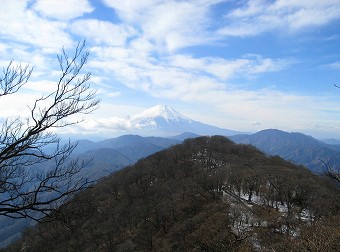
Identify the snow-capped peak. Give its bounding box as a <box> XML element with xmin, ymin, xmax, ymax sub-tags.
<box><xmin>101</xmin><ymin>104</ymin><xmax>239</xmax><ymax>136</ymax></box>
<box><xmin>131</xmin><ymin>105</ymin><xmax>191</xmax><ymax>123</ymax></box>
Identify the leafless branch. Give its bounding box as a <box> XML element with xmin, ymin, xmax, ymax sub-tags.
<box><xmin>0</xmin><ymin>62</ymin><xmax>32</xmax><ymax>97</ymax></box>
<box><xmin>320</xmin><ymin>159</ymin><xmax>340</xmax><ymax>183</ymax></box>
<box><xmin>0</xmin><ymin>40</ymin><xmax>100</xmax><ymax>220</ymax></box>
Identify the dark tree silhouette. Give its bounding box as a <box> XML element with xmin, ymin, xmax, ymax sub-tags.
<box><xmin>320</xmin><ymin>158</ymin><xmax>340</xmax><ymax>184</ymax></box>
<box><xmin>0</xmin><ymin>40</ymin><xmax>100</xmax><ymax>220</ymax></box>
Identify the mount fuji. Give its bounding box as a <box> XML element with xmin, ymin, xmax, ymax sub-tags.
<box><xmin>126</xmin><ymin>105</ymin><xmax>241</xmax><ymax>136</ymax></box>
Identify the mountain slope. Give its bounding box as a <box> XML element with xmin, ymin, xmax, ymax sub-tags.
<box><xmin>97</xmin><ymin>134</ymin><xmax>180</xmax><ymax>149</ymax></box>
<box><xmin>76</xmin><ymin>148</ymin><xmax>132</xmax><ymax>180</ymax></box>
<box><xmin>170</xmin><ymin>132</ymin><xmax>200</xmax><ymax>141</ymax></box>
<box><xmin>230</xmin><ymin>129</ymin><xmax>340</xmax><ymax>173</ymax></box>
<box><xmin>127</xmin><ymin>104</ymin><xmax>241</xmax><ymax>136</ymax></box>
<box><xmin>73</xmin><ymin>135</ymin><xmax>181</xmax><ymax>176</ymax></box>
<box><xmin>0</xmin><ymin>135</ymin><xmax>181</xmax><ymax>248</ymax></box>
<box><xmin>8</xmin><ymin>136</ymin><xmax>340</xmax><ymax>251</ymax></box>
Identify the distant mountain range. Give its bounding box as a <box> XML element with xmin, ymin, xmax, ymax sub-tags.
<box><xmin>73</xmin><ymin>129</ymin><xmax>340</xmax><ymax>176</ymax></box>
<box><xmin>72</xmin><ymin>129</ymin><xmax>340</xmax><ymax>176</ymax></box>
<box><xmin>230</xmin><ymin>129</ymin><xmax>340</xmax><ymax>173</ymax></box>
<box><xmin>72</xmin><ymin>135</ymin><xmax>181</xmax><ymax>180</ymax></box>
<box><xmin>2</xmin><ymin>112</ymin><xmax>340</xmax><ymax>248</ymax></box>
<box><xmin>70</xmin><ymin>104</ymin><xmax>340</xmax><ymax>176</ymax></box>
<box><xmin>321</xmin><ymin>138</ymin><xmax>340</xmax><ymax>145</ymax></box>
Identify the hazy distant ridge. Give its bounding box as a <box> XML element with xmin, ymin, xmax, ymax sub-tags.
<box><xmin>230</xmin><ymin>129</ymin><xmax>340</xmax><ymax>173</ymax></box>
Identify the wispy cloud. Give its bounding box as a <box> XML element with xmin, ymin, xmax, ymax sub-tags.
<box><xmin>70</xmin><ymin>19</ymin><xmax>136</xmax><ymax>46</ymax></box>
<box><xmin>329</xmin><ymin>61</ymin><xmax>340</xmax><ymax>69</ymax></box>
<box><xmin>0</xmin><ymin>0</ymin><xmax>74</xmax><ymax>52</ymax></box>
<box><xmin>88</xmin><ymin>44</ymin><xmax>294</xmax><ymax>104</ymax></box>
<box><xmin>33</xmin><ymin>0</ymin><xmax>94</xmax><ymax>20</ymax></box>
<box><xmin>219</xmin><ymin>0</ymin><xmax>340</xmax><ymax>36</ymax></box>
<box><xmin>103</xmin><ymin>0</ymin><xmax>224</xmax><ymax>52</ymax></box>
<box><xmin>168</xmin><ymin>54</ymin><xmax>294</xmax><ymax>80</ymax></box>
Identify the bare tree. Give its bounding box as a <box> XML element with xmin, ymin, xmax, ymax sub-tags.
<box><xmin>326</xmin><ymin>166</ymin><xmax>340</xmax><ymax>183</ymax></box>
<box><xmin>327</xmin><ymin>168</ymin><xmax>340</xmax><ymax>183</ymax></box>
<box><xmin>320</xmin><ymin>159</ymin><xmax>340</xmax><ymax>184</ymax></box>
<box><xmin>0</xmin><ymin>40</ymin><xmax>100</xmax><ymax>220</ymax></box>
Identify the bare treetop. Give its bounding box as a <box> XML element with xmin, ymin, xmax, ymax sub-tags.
<box><xmin>0</xmin><ymin>40</ymin><xmax>100</xmax><ymax>220</ymax></box>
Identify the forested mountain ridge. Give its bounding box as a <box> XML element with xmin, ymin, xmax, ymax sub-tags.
<box><xmin>0</xmin><ymin>135</ymin><xmax>181</xmax><ymax>248</ymax></box>
<box><xmin>72</xmin><ymin>135</ymin><xmax>182</xmax><ymax>180</ymax></box>
<box><xmin>5</xmin><ymin>136</ymin><xmax>340</xmax><ymax>251</ymax></box>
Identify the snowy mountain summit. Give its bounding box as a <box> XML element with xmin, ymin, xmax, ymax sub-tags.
<box><xmin>131</xmin><ymin>105</ymin><xmax>191</xmax><ymax>124</ymax></box>
<box><xmin>129</xmin><ymin>104</ymin><xmax>240</xmax><ymax>137</ymax></box>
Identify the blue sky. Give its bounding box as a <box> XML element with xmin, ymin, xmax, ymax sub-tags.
<box><xmin>0</xmin><ymin>0</ymin><xmax>340</xmax><ymax>139</ymax></box>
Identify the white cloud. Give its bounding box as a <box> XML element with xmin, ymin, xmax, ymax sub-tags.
<box><xmin>228</xmin><ymin>0</ymin><xmax>266</xmax><ymax>18</ymax></box>
<box><xmin>102</xmin><ymin>0</ymin><xmax>165</xmax><ymax>22</ymax></box>
<box><xmin>33</xmin><ymin>0</ymin><xmax>94</xmax><ymax>20</ymax></box>
<box><xmin>70</xmin><ymin>115</ymin><xmax>143</xmax><ymax>136</ymax></box>
<box><xmin>0</xmin><ymin>93</ymin><xmax>37</xmax><ymax>118</ymax></box>
<box><xmin>22</xmin><ymin>80</ymin><xmax>58</xmax><ymax>94</ymax></box>
<box><xmin>0</xmin><ymin>42</ymin><xmax>56</xmax><ymax>75</ymax></box>
<box><xmin>103</xmin><ymin>0</ymin><xmax>224</xmax><ymax>52</ymax></box>
<box><xmin>167</xmin><ymin>54</ymin><xmax>293</xmax><ymax>80</ymax></box>
<box><xmin>87</xmin><ymin>42</ymin><xmax>295</xmax><ymax>107</ymax></box>
<box><xmin>0</xmin><ymin>0</ymin><xmax>74</xmax><ymax>52</ymax></box>
<box><xmin>246</xmin><ymin>56</ymin><xmax>295</xmax><ymax>74</ymax></box>
<box><xmin>219</xmin><ymin>0</ymin><xmax>340</xmax><ymax>36</ymax></box>
<box><xmin>92</xmin><ymin>117</ymin><xmax>132</xmax><ymax>131</ymax></box>
<box><xmin>70</xmin><ymin>19</ymin><xmax>136</xmax><ymax>46</ymax></box>
<box><xmin>167</xmin><ymin>55</ymin><xmax>247</xmax><ymax>80</ymax></box>
<box><xmin>84</xmin><ymin>38</ymin><xmax>340</xmax><ymax>138</ymax></box>
<box><xmin>329</xmin><ymin>61</ymin><xmax>340</xmax><ymax>69</ymax></box>
<box><xmin>141</xmin><ymin>1</ymin><xmax>213</xmax><ymax>51</ymax></box>
<box><xmin>106</xmin><ymin>92</ymin><xmax>121</xmax><ymax>97</ymax></box>
<box><xmin>62</xmin><ymin>87</ymin><xmax>340</xmax><ymax>139</ymax></box>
